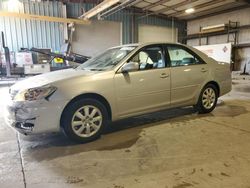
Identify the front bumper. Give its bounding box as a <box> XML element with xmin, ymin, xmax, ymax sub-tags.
<box><xmin>4</xmin><ymin>97</ymin><xmax>66</xmax><ymax>135</ymax></box>
<box><xmin>4</xmin><ymin>103</ymin><xmax>36</xmax><ymax>135</ymax></box>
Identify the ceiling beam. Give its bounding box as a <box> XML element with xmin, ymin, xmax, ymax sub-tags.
<box><xmin>48</xmin><ymin>0</ymin><xmax>102</xmax><ymax>3</ymax></box>
<box><xmin>128</xmin><ymin>0</ymin><xmax>144</xmax><ymax>6</ymax></box>
<box><xmin>184</xmin><ymin>3</ymin><xmax>250</xmax><ymax>21</ymax></box>
<box><xmin>79</xmin><ymin>0</ymin><xmax>120</xmax><ymax>19</ymax></box>
<box><xmin>142</xmin><ymin>0</ymin><xmax>171</xmax><ymax>10</ymax></box>
<box><xmin>100</xmin><ymin>0</ymin><xmax>137</xmax><ymax>18</ymax></box>
<box><xmin>56</xmin><ymin>0</ymin><xmax>102</xmax><ymax>3</ymax></box>
<box><xmin>0</xmin><ymin>11</ymin><xmax>90</xmax><ymax>25</ymax></box>
<box><xmin>168</xmin><ymin>0</ymin><xmax>224</xmax><ymax>17</ymax></box>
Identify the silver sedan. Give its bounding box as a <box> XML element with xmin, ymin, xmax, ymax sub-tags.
<box><xmin>4</xmin><ymin>43</ymin><xmax>232</xmax><ymax>143</ymax></box>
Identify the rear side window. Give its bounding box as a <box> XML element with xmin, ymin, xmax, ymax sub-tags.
<box><xmin>167</xmin><ymin>46</ymin><xmax>204</xmax><ymax>67</ymax></box>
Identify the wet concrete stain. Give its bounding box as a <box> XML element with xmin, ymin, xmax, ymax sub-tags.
<box><xmin>235</xmin><ymin>85</ymin><xmax>250</xmax><ymax>93</ymax></box>
<box><xmin>213</xmin><ymin>105</ymin><xmax>248</xmax><ymax>117</ymax></box>
<box><xmin>221</xmin><ymin>172</ymin><xmax>230</xmax><ymax>177</ymax></box>
<box><xmin>173</xmin><ymin>182</ymin><xmax>193</xmax><ymax>188</ymax></box>
<box><xmin>189</xmin><ymin>168</ymin><xmax>196</xmax><ymax>175</ymax></box>
<box><xmin>28</xmin><ymin>140</ymin><xmax>139</xmax><ymax>162</ymax></box>
<box><xmin>208</xmin><ymin>173</ymin><xmax>213</xmax><ymax>177</ymax></box>
<box><xmin>191</xmin><ymin>181</ymin><xmax>199</xmax><ymax>185</ymax></box>
<box><xmin>98</xmin><ymin>137</ymin><xmax>139</xmax><ymax>151</ymax></box>
<box><xmin>113</xmin><ymin>184</ymin><xmax>124</xmax><ymax>188</ymax></box>
<box><xmin>134</xmin><ymin>178</ymin><xmax>140</xmax><ymax>183</ymax></box>
<box><xmin>66</xmin><ymin>176</ymin><xmax>84</xmax><ymax>184</ymax></box>
<box><xmin>224</xmin><ymin>163</ymin><xmax>230</xmax><ymax>167</ymax></box>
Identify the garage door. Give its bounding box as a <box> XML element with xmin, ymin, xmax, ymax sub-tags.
<box><xmin>71</xmin><ymin>20</ymin><xmax>121</xmax><ymax>57</ymax></box>
<box><xmin>138</xmin><ymin>24</ymin><xmax>178</xmax><ymax>43</ymax></box>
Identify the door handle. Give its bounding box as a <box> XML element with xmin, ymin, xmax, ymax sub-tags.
<box><xmin>160</xmin><ymin>73</ymin><xmax>169</xmax><ymax>78</ymax></box>
<box><xmin>201</xmin><ymin>68</ymin><xmax>208</xmax><ymax>72</ymax></box>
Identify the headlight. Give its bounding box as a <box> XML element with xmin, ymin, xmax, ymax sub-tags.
<box><xmin>14</xmin><ymin>85</ymin><xmax>57</xmax><ymax>101</ymax></box>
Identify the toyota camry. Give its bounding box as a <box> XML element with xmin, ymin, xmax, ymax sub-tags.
<box><xmin>4</xmin><ymin>43</ymin><xmax>232</xmax><ymax>143</ymax></box>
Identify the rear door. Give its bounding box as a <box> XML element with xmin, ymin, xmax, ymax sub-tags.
<box><xmin>165</xmin><ymin>44</ymin><xmax>209</xmax><ymax>107</ymax></box>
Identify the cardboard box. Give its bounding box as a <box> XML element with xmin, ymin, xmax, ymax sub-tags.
<box><xmin>24</xmin><ymin>64</ymin><xmax>50</xmax><ymax>74</ymax></box>
<box><xmin>15</xmin><ymin>52</ymin><xmax>33</xmax><ymax>67</ymax></box>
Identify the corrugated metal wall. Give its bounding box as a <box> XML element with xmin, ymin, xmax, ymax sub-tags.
<box><xmin>66</xmin><ymin>3</ymin><xmax>135</xmax><ymax>44</ymax></box>
<box><xmin>0</xmin><ymin>0</ymin><xmax>186</xmax><ymax>51</ymax></box>
<box><xmin>138</xmin><ymin>16</ymin><xmax>186</xmax><ymax>43</ymax></box>
<box><xmin>107</xmin><ymin>9</ymin><xmax>136</xmax><ymax>44</ymax></box>
<box><xmin>66</xmin><ymin>2</ymin><xmax>186</xmax><ymax>44</ymax></box>
<box><xmin>0</xmin><ymin>0</ymin><xmax>64</xmax><ymax>52</ymax></box>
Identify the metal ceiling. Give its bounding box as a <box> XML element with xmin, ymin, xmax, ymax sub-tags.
<box><xmin>76</xmin><ymin>0</ymin><xmax>250</xmax><ymax>20</ymax></box>
<box><xmin>132</xmin><ymin>0</ymin><xmax>250</xmax><ymax>20</ymax></box>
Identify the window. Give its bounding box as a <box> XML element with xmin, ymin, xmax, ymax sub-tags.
<box><xmin>130</xmin><ymin>46</ymin><xmax>165</xmax><ymax>70</ymax></box>
<box><xmin>77</xmin><ymin>46</ymin><xmax>136</xmax><ymax>71</ymax></box>
<box><xmin>167</xmin><ymin>46</ymin><xmax>203</xmax><ymax>67</ymax></box>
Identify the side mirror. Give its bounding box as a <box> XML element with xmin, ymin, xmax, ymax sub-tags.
<box><xmin>121</xmin><ymin>62</ymin><xmax>139</xmax><ymax>73</ymax></box>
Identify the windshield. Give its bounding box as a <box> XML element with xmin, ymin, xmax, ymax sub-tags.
<box><xmin>77</xmin><ymin>46</ymin><xmax>136</xmax><ymax>71</ymax></box>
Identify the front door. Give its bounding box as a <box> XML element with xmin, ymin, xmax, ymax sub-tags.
<box><xmin>114</xmin><ymin>45</ymin><xmax>171</xmax><ymax>118</ymax></box>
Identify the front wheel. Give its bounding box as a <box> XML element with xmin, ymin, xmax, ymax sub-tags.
<box><xmin>195</xmin><ymin>84</ymin><xmax>218</xmax><ymax>114</ymax></box>
<box><xmin>61</xmin><ymin>98</ymin><xmax>108</xmax><ymax>143</ymax></box>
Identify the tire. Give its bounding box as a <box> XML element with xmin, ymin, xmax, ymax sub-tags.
<box><xmin>195</xmin><ymin>84</ymin><xmax>218</xmax><ymax>114</ymax></box>
<box><xmin>61</xmin><ymin>98</ymin><xmax>108</xmax><ymax>143</ymax></box>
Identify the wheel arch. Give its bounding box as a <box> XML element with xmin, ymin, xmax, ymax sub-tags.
<box><xmin>195</xmin><ymin>80</ymin><xmax>220</xmax><ymax>105</ymax></box>
<box><xmin>60</xmin><ymin>93</ymin><xmax>112</xmax><ymax>127</ymax></box>
<box><xmin>204</xmin><ymin>81</ymin><xmax>220</xmax><ymax>96</ymax></box>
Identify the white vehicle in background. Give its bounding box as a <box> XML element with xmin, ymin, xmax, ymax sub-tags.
<box><xmin>5</xmin><ymin>43</ymin><xmax>232</xmax><ymax>143</ymax></box>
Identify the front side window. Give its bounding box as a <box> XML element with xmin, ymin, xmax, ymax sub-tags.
<box><xmin>167</xmin><ymin>46</ymin><xmax>203</xmax><ymax>67</ymax></box>
<box><xmin>130</xmin><ymin>46</ymin><xmax>165</xmax><ymax>70</ymax></box>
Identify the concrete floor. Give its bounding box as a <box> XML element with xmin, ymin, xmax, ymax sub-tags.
<box><xmin>1</xmin><ymin>80</ymin><xmax>250</xmax><ymax>188</ymax></box>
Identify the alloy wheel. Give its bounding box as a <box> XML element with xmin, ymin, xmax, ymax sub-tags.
<box><xmin>202</xmin><ymin>87</ymin><xmax>216</xmax><ymax>109</ymax></box>
<box><xmin>71</xmin><ymin>105</ymin><xmax>103</xmax><ymax>138</ymax></box>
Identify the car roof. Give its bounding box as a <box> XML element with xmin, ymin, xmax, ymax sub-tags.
<box><xmin>110</xmin><ymin>42</ymin><xmax>185</xmax><ymax>49</ymax></box>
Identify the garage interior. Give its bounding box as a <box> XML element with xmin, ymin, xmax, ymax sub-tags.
<box><xmin>1</xmin><ymin>0</ymin><xmax>250</xmax><ymax>187</ymax></box>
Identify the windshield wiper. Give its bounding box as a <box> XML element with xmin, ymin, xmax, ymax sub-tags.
<box><xmin>88</xmin><ymin>68</ymin><xmax>104</xmax><ymax>71</ymax></box>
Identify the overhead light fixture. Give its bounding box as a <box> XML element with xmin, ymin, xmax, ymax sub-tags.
<box><xmin>185</xmin><ymin>8</ymin><xmax>195</xmax><ymax>14</ymax></box>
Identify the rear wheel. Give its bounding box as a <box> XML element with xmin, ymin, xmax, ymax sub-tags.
<box><xmin>61</xmin><ymin>98</ymin><xmax>108</xmax><ymax>143</ymax></box>
<box><xmin>195</xmin><ymin>84</ymin><xmax>218</xmax><ymax>114</ymax></box>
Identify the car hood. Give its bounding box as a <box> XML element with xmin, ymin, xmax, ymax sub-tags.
<box><xmin>11</xmin><ymin>68</ymin><xmax>95</xmax><ymax>91</ymax></box>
